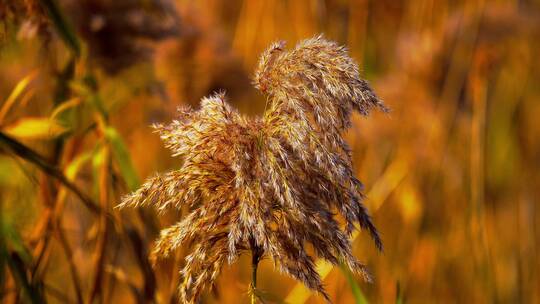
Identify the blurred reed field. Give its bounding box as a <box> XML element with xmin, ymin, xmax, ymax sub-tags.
<box><xmin>0</xmin><ymin>0</ymin><xmax>539</xmax><ymax>303</ymax></box>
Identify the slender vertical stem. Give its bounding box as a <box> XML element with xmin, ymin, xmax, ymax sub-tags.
<box><xmin>250</xmin><ymin>241</ymin><xmax>262</xmax><ymax>304</ymax></box>
<box><xmin>251</xmin><ymin>255</ymin><xmax>259</xmax><ymax>304</ymax></box>
<box><xmin>252</xmin><ymin>254</ymin><xmax>258</xmax><ymax>289</ymax></box>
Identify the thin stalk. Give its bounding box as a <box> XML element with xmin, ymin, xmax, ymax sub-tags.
<box><xmin>251</xmin><ymin>254</ymin><xmax>259</xmax><ymax>304</ymax></box>
<box><xmin>250</xmin><ymin>242</ymin><xmax>262</xmax><ymax>304</ymax></box>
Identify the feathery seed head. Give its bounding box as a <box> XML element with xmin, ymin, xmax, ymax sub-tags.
<box><xmin>255</xmin><ymin>35</ymin><xmax>388</xmax><ymax>122</ymax></box>
<box><xmin>253</xmin><ymin>40</ymin><xmax>285</xmax><ymax>93</ymax></box>
<box><xmin>119</xmin><ymin>36</ymin><xmax>386</xmax><ymax>303</ymax></box>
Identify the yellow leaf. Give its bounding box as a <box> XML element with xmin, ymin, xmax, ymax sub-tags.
<box><xmin>0</xmin><ymin>71</ymin><xmax>38</xmax><ymax>123</ymax></box>
<box><xmin>55</xmin><ymin>151</ymin><xmax>93</xmax><ymax>211</ymax></box>
<box><xmin>50</xmin><ymin>97</ymin><xmax>82</xmax><ymax>120</ymax></box>
<box><xmin>65</xmin><ymin>151</ymin><xmax>93</xmax><ymax>180</ymax></box>
<box><xmin>2</xmin><ymin>117</ymin><xmax>67</xmax><ymax>140</ymax></box>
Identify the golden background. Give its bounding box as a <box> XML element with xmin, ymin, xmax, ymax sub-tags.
<box><xmin>0</xmin><ymin>0</ymin><xmax>539</xmax><ymax>303</ymax></box>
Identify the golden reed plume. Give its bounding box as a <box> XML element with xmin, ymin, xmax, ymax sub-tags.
<box><xmin>119</xmin><ymin>35</ymin><xmax>387</xmax><ymax>303</ymax></box>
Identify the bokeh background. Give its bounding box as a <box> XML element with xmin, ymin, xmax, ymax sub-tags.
<box><xmin>1</xmin><ymin>0</ymin><xmax>539</xmax><ymax>303</ymax></box>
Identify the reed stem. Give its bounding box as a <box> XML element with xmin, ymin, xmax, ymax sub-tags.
<box><xmin>250</xmin><ymin>244</ymin><xmax>262</xmax><ymax>304</ymax></box>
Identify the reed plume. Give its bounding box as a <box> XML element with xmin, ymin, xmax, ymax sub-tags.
<box><xmin>119</xmin><ymin>35</ymin><xmax>387</xmax><ymax>303</ymax></box>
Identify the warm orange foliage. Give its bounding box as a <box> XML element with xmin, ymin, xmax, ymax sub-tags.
<box><xmin>0</xmin><ymin>1</ymin><xmax>539</xmax><ymax>303</ymax></box>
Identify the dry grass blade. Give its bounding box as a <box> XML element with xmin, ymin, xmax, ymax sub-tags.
<box><xmin>87</xmin><ymin>145</ymin><xmax>110</xmax><ymax>304</ymax></box>
<box><xmin>0</xmin><ymin>71</ymin><xmax>38</xmax><ymax>124</ymax></box>
<box><xmin>126</xmin><ymin>229</ymin><xmax>156</xmax><ymax>302</ymax></box>
<box><xmin>54</xmin><ymin>222</ymin><xmax>83</xmax><ymax>303</ymax></box>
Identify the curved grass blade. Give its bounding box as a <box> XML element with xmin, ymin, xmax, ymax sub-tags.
<box><xmin>50</xmin><ymin>97</ymin><xmax>82</xmax><ymax>120</ymax></box>
<box><xmin>2</xmin><ymin>117</ymin><xmax>68</xmax><ymax>140</ymax></box>
<box><xmin>396</xmin><ymin>281</ymin><xmax>404</xmax><ymax>304</ymax></box>
<box><xmin>340</xmin><ymin>264</ymin><xmax>369</xmax><ymax>304</ymax></box>
<box><xmin>104</xmin><ymin>127</ymin><xmax>140</xmax><ymax>192</ymax></box>
<box><xmin>0</xmin><ymin>71</ymin><xmax>38</xmax><ymax>124</ymax></box>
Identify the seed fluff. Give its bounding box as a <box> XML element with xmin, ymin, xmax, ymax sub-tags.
<box><xmin>119</xmin><ymin>35</ymin><xmax>387</xmax><ymax>303</ymax></box>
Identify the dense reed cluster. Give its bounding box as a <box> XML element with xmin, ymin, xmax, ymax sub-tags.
<box><xmin>119</xmin><ymin>36</ymin><xmax>387</xmax><ymax>303</ymax></box>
